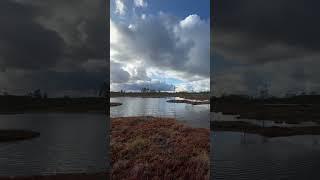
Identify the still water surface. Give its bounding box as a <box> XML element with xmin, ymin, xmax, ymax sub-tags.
<box><xmin>110</xmin><ymin>97</ymin><xmax>210</xmax><ymax>128</ymax></box>
<box><xmin>0</xmin><ymin>113</ymin><xmax>107</xmax><ymax>176</ymax></box>
<box><xmin>112</xmin><ymin>97</ymin><xmax>320</xmax><ymax>179</ymax></box>
<box><xmin>212</xmin><ymin>112</ymin><xmax>320</xmax><ymax>180</ymax></box>
<box><xmin>112</xmin><ymin>98</ymin><xmax>320</xmax><ymax>179</ymax></box>
<box><xmin>3</xmin><ymin>97</ymin><xmax>318</xmax><ymax>178</ymax></box>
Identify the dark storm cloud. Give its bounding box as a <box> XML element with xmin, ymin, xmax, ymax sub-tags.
<box><xmin>0</xmin><ymin>0</ymin><xmax>106</xmax><ymax>96</ymax></box>
<box><xmin>0</xmin><ymin>0</ymin><xmax>65</xmax><ymax>70</ymax></box>
<box><xmin>212</xmin><ymin>0</ymin><xmax>320</xmax><ymax>96</ymax></box>
<box><xmin>213</xmin><ymin>0</ymin><xmax>320</xmax><ymax>63</ymax></box>
<box><xmin>25</xmin><ymin>0</ymin><xmax>106</xmax><ymax>61</ymax></box>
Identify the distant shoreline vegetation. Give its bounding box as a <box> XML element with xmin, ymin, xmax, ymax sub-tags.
<box><xmin>211</xmin><ymin>94</ymin><xmax>320</xmax><ymax>128</ymax></box>
<box><xmin>110</xmin><ymin>91</ymin><xmax>210</xmax><ymax>100</ymax></box>
<box><xmin>0</xmin><ymin>95</ymin><xmax>108</xmax><ymax>114</ymax></box>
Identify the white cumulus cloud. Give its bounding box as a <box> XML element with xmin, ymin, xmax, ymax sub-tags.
<box><xmin>134</xmin><ymin>0</ymin><xmax>147</xmax><ymax>8</ymax></box>
<box><xmin>114</xmin><ymin>0</ymin><xmax>126</xmax><ymax>15</ymax></box>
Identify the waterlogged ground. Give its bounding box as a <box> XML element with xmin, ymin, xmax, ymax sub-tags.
<box><xmin>111</xmin><ymin>117</ymin><xmax>209</xmax><ymax>180</ymax></box>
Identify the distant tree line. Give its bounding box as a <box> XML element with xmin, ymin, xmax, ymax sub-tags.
<box><xmin>26</xmin><ymin>89</ymin><xmax>48</xmax><ymax>99</ymax></box>
<box><xmin>140</xmin><ymin>87</ymin><xmax>160</xmax><ymax>93</ymax></box>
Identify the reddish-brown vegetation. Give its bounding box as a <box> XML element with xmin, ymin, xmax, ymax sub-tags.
<box><xmin>111</xmin><ymin>116</ymin><xmax>210</xmax><ymax>180</ymax></box>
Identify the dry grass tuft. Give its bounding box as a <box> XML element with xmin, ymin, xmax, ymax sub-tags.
<box><xmin>111</xmin><ymin>116</ymin><xmax>209</xmax><ymax>180</ymax></box>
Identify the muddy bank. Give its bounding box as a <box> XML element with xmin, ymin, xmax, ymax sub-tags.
<box><xmin>212</xmin><ymin>121</ymin><xmax>320</xmax><ymax>137</ymax></box>
<box><xmin>0</xmin><ymin>130</ymin><xmax>40</xmax><ymax>142</ymax></box>
<box><xmin>111</xmin><ymin>116</ymin><xmax>209</xmax><ymax>180</ymax></box>
<box><xmin>0</xmin><ymin>172</ymin><xmax>108</xmax><ymax>180</ymax></box>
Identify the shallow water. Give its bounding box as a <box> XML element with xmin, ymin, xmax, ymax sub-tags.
<box><xmin>110</xmin><ymin>97</ymin><xmax>210</xmax><ymax>128</ymax></box>
<box><xmin>0</xmin><ymin>113</ymin><xmax>107</xmax><ymax>176</ymax></box>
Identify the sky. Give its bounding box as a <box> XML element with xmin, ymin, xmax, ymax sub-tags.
<box><xmin>110</xmin><ymin>0</ymin><xmax>210</xmax><ymax>92</ymax></box>
<box><xmin>212</xmin><ymin>0</ymin><xmax>320</xmax><ymax>97</ymax></box>
<box><xmin>2</xmin><ymin>1</ymin><xmax>318</xmax><ymax>97</ymax></box>
<box><xmin>0</xmin><ymin>0</ymin><xmax>106</xmax><ymax>97</ymax></box>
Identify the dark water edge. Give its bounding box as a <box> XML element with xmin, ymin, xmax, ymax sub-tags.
<box><xmin>211</xmin><ymin>108</ymin><xmax>320</xmax><ymax>180</ymax></box>
<box><xmin>0</xmin><ymin>172</ymin><xmax>108</xmax><ymax>180</ymax></box>
<box><xmin>0</xmin><ymin>113</ymin><xmax>107</xmax><ymax>176</ymax></box>
<box><xmin>211</xmin><ymin>131</ymin><xmax>320</xmax><ymax>180</ymax></box>
<box><xmin>0</xmin><ymin>130</ymin><xmax>40</xmax><ymax>142</ymax></box>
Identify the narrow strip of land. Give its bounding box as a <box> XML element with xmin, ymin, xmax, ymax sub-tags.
<box><xmin>211</xmin><ymin>95</ymin><xmax>320</xmax><ymax>124</ymax></box>
<box><xmin>0</xmin><ymin>130</ymin><xmax>40</xmax><ymax>142</ymax></box>
<box><xmin>212</xmin><ymin>121</ymin><xmax>320</xmax><ymax>137</ymax></box>
<box><xmin>110</xmin><ymin>102</ymin><xmax>122</xmax><ymax>107</ymax></box>
<box><xmin>111</xmin><ymin>92</ymin><xmax>209</xmax><ymax>101</ymax></box>
<box><xmin>167</xmin><ymin>99</ymin><xmax>209</xmax><ymax>105</ymax></box>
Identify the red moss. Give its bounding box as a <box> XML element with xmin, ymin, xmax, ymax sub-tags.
<box><xmin>111</xmin><ymin>116</ymin><xmax>209</xmax><ymax>180</ymax></box>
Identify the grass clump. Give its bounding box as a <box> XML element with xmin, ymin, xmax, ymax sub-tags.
<box><xmin>111</xmin><ymin>116</ymin><xmax>209</xmax><ymax>180</ymax></box>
